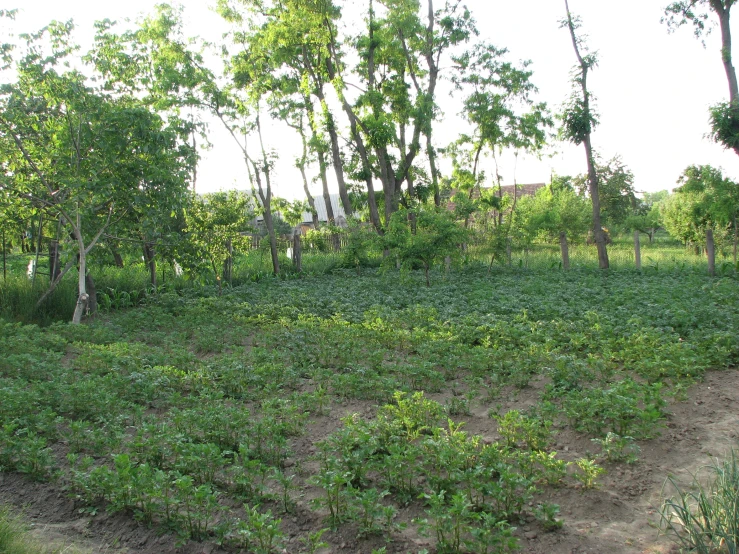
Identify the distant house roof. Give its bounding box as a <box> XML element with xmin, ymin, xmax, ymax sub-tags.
<box><xmin>472</xmin><ymin>183</ymin><xmax>546</xmax><ymax>199</ymax></box>
<box><xmin>302</xmin><ymin>194</ymin><xmax>346</xmax><ymax>224</ymax></box>
<box><xmin>254</xmin><ymin>193</ymin><xmax>347</xmax><ymax>227</ymax></box>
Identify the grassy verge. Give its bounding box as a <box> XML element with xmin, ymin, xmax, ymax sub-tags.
<box><xmin>0</xmin><ymin>505</ymin><xmax>89</xmax><ymax>554</ymax></box>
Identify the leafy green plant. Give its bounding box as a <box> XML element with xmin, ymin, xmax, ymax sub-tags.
<box><xmin>378</xmin><ymin>391</ymin><xmax>444</xmax><ymax>440</ymax></box>
<box><xmin>300</xmin><ymin>528</ymin><xmax>329</xmax><ymax>554</ymax></box>
<box><xmin>560</xmin><ymin>380</ymin><xmax>666</xmax><ymax>439</ymax></box>
<box><xmin>445</xmin><ymin>395</ymin><xmax>472</xmax><ymax>417</ymax></box>
<box><xmin>174</xmin><ymin>476</ymin><xmax>221</xmax><ymax>540</ymax></box>
<box><xmin>495</xmin><ymin>410</ymin><xmax>553</xmax><ymax>451</ymax></box>
<box><xmin>377</xmin><ymin>442</ymin><xmax>423</xmax><ymax>504</ymax></box>
<box><xmin>271</xmin><ymin>469</ymin><xmax>297</xmax><ymax>514</ymax></box>
<box><xmin>352</xmin><ymin>487</ymin><xmax>399</xmax><ymax>538</ymax></box>
<box><xmin>416</xmin><ymin>491</ymin><xmax>476</xmax><ymax>554</ymax></box>
<box><xmin>533</xmin><ymin>502</ymin><xmax>563</xmax><ymax>531</ymax></box>
<box><xmin>469</xmin><ymin>513</ymin><xmax>519</xmax><ymax>554</ymax></box>
<box><xmin>592</xmin><ymin>432</ymin><xmax>640</xmax><ymax>464</ymax></box>
<box><xmin>238</xmin><ymin>504</ymin><xmax>284</xmax><ymax>554</ymax></box>
<box><xmin>309</xmin><ymin>466</ymin><xmax>356</xmax><ymax>527</ymax></box>
<box><xmin>573</xmin><ymin>458</ymin><xmax>605</xmax><ymax>489</ymax></box>
<box><xmin>12</xmin><ymin>431</ymin><xmax>56</xmax><ymax>481</ymax></box>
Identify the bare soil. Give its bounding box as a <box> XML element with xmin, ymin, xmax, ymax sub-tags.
<box><xmin>2</xmin><ymin>368</ymin><xmax>738</xmax><ymax>554</ymax></box>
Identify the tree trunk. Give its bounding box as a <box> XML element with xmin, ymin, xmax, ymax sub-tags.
<box><xmin>366</xmin><ymin>0</ymin><xmax>399</xmax><ymax>228</ymax></box>
<box><xmin>254</xmin><ymin>114</ymin><xmax>280</xmax><ymax>276</ymax></box>
<box><xmin>506</xmin><ymin>237</ymin><xmax>512</xmax><ymax>267</ymax></box>
<box><xmin>318</xmin><ymin>150</ymin><xmax>335</xmax><ymax>225</ymax></box>
<box><xmin>308</xmin><ymin>86</ymin><xmax>353</xmax><ymax>219</ymax></box>
<box><xmin>143</xmin><ymin>241</ymin><xmax>156</xmax><ymax>289</ymax></box>
<box><xmin>325</xmin><ymin>66</ymin><xmax>381</xmax><ymax>232</ymax></box>
<box><xmin>713</xmin><ymin>3</ymin><xmax>739</xmax><ymax>155</ymax></box>
<box><xmin>488</xmin><ymin>252</ymin><xmax>497</xmax><ymax>274</ymax></box>
<box><xmin>343</xmin><ymin>99</ymin><xmax>381</xmax><ymax>232</ymax></box>
<box><xmin>706</xmin><ymin>228</ymin><xmax>716</xmax><ymax>277</ymax></box>
<box><xmin>49</xmin><ymin>240</ymin><xmax>61</xmax><ymax>282</ymax></box>
<box><xmin>634</xmin><ymin>230</ymin><xmax>642</xmax><ymax>271</ymax></box>
<box><xmin>560</xmin><ymin>231</ymin><xmax>570</xmax><ymax>270</ymax></box>
<box><xmin>2</xmin><ymin>230</ymin><xmax>6</xmax><ymax>281</ymax></box>
<box><xmin>565</xmin><ymin>0</ymin><xmax>609</xmax><ymax>269</ymax></box>
<box><xmin>584</xmin><ymin>141</ymin><xmax>609</xmax><ymax>270</ymax></box>
<box><xmin>427</xmin><ymin>131</ymin><xmax>441</xmax><ymax>207</ymax></box>
<box><xmin>85</xmin><ymin>272</ymin><xmax>97</xmax><ymax>315</ymax></box>
<box><xmin>110</xmin><ymin>243</ymin><xmax>124</xmax><ymax>268</ymax></box>
<box><xmin>715</xmin><ymin>2</ymin><xmax>739</xmax><ymax>102</ymax></box>
<box><xmin>214</xmin><ymin>258</ymin><xmax>223</xmax><ymax>296</ymax></box>
<box><xmin>72</xmin><ymin>229</ymin><xmax>88</xmax><ymax>325</ymax></box>
<box><xmin>326</xmin><ymin>121</ymin><xmax>353</xmax><ymax>218</ymax></box>
<box><xmin>320</xmin><ymin>99</ymin><xmax>353</xmax><ymax>218</ymax></box>
<box><xmin>31</xmin><ymin>213</ymin><xmax>43</xmax><ymax>287</ymax></box>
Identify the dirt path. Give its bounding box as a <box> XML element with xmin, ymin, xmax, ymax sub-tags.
<box><xmin>2</xmin><ymin>369</ymin><xmax>738</xmax><ymax>554</ymax></box>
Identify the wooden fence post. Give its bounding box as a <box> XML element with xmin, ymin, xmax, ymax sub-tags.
<box><xmin>634</xmin><ymin>230</ymin><xmax>641</xmax><ymax>271</ymax></box>
<box><xmin>292</xmin><ymin>232</ymin><xmax>302</xmax><ymax>273</ymax></box>
<box><xmin>706</xmin><ymin>228</ymin><xmax>716</xmax><ymax>277</ymax></box>
<box><xmin>559</xmin><ymin>231</ymin><xmax>570</xmax><ymax>270</ymax></box>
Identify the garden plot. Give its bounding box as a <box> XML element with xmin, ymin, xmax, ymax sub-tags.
<box><xmin>1</xmin><ymin>268</ymin><xmax>737</xmax><ymax>553</ymax></box>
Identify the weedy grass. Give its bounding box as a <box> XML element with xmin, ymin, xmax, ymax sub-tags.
<box><xmin>659</xmin><ymin>450</ymin><xmax>739</xmax><ymax>554</ymax></box>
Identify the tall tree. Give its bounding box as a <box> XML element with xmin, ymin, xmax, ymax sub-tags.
<box><xmin>0</xmin><ymin>21</ymin><xmax>193</xmax><ymax>322</ymax></box>
<box><xmin>664</xmin><ymin>0</ymin><xmax>739</xmax><ymax>155</ymax></box>
<box><xmin>451</xmin><ymin>40</ymin><xmax>552</xmax><ymax>234</ymax></box>
<box><xmin>216</xmin><ymin>0</ymin><xmax>355</xmax><ymax>222</ymax></box>
<box><xmin>94</xmin><ymin>5</ymin><xmax>283</xmax><ymax>274</ymax></box>
<box><xmin>360</xmin><ymin>0</ymin><xmax>476</xmax><ymax>225</ymax></box>
<box><xmin>453</xmin><ymin>43</ymin><xmax>551</xmax><ymax>170</ymax></box>
<box><xmin>561</xmin><ymin>0</ymin><xmax>609</xmax><ymax>269</ymax></box>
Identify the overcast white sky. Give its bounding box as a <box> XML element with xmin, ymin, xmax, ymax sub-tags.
<box><xmin>8</xmin><ymin>0</ymin><xmax>739</xmax><ymax>199</ymax></box>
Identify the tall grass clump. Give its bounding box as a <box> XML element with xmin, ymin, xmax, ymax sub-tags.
<box><xmin>0</xmin><ymin>276</ymin><xmax>76</xmax><ymax>324</ymax></box>
<box><xmin>659</xmin><ymin>450</ymin><xmax>739</xmax><ymax>554</ymax></box>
